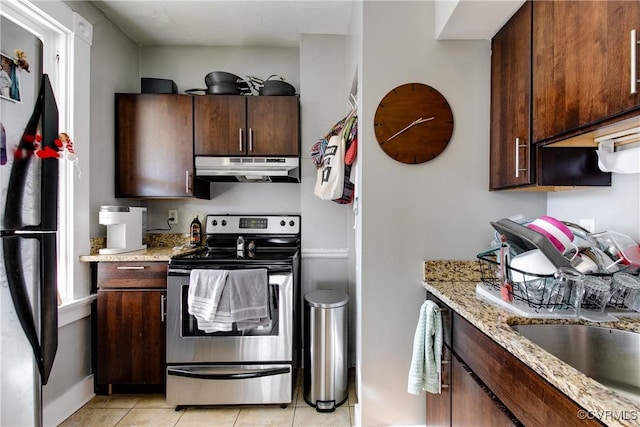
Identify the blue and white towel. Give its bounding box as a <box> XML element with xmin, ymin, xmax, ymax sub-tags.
<box><xmin>408</xmin><ymin>300</ymin><xmax>443</xmax><ymax>395</ymax></box>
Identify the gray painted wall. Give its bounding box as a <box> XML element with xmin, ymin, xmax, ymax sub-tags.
<box><xmin>64</xmin><ymin>1</ymin><xmax>141</xmax><ymax>238</ymax></box>
<box><xmin>358</xmin><ymin>2</ymin><xmax>547</xmax><ymax>424</ymax></box>
<box><xmin>548</xmin><ymin>173</ymin><xmax>640</xmax><ymax>241</ymax></box>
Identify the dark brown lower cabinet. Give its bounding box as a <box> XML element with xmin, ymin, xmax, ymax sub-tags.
<box><xmin>426</xmin><ymin>292</ymin><xmax>603</xmax><ymax>427</ymax></box>
<box><xmin>425</xmin><ymin>346</ymin><xmax>451</xmax><ymax>426</ymax></box>
<box><xmin>95</xmin><ymin>262</ymin><xmax>167</xmax><ymax>393</ymax></box>
<box><xmin>96</xmin><ymin>290</ymin><xmax>166</xmax><ymax>388</ymax></box>
<box><xmin>426</xmin><ymin>344</ymin><xmax>518</xmax><ymax>426</ymax></box>
<box><xmin>450</xmin><ymin>353</ymin><xmax>519</xmax><ymax>426</ymax></box>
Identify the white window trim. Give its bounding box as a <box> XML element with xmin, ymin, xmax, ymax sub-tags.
<box><xmin>58</xmin><ymin>294</ymin><xmax>96</xmax><ymax>327</ymax></box>
<box><xmin>3</xmin><ymin>0</ymin><xmax>93</xmax><ymax>323</ymax></box>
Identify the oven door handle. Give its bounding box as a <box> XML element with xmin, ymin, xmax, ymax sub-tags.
<box><xmin>168</xmin><ymin>268</ymin><xmax>192</xmax><ymax>276</ymax></box>
<box><xmin>167</xmin><ymin>365</ymin><xmax>290</xmax><ymax>380</ymax></box>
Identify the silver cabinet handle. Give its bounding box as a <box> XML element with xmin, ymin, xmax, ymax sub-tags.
<box><xmin>249</xmin><ymin>127</ymin><xmax>254</xmax><ymax>152</ymax></box>
<box><xmin>515</xmin><ymin>137</ymin><xmax>528</xmax><ymax>179</ymax></box>
<box><xmin>185</xmin><ymin>170</ymin><xmax>192</xmax><ymax>193</ymax></box>
<box><xmin>160</xmin><ymin>294</ymin><xmax>166</xmax><ymax>322</ymax></box>
<box><xmin>440</xmin><ymin>359</ymin><xmax>450</xmax><ymax>390</ymax></box>
<box><xmin>631</xmin><ymin>30</ymin><xmax>639</xmax><ymax>94</ymax></box>
<box><xmin>116</xmin><ymin>266</ymin><xmax>145</xmax><ymax>270</ymax></box>
<box><xmin>515</xmin><ymin>137</ymin><xmax>521</xmax><ymax>178</ymax></box>
<box><xmin>239</xmin><ymin>128</ymin><xmax>244</xmax><ymax>152</ymax></box>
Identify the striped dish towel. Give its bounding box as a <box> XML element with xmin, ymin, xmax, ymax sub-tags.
<box><xmin>407</xmin><ymin>300</ymin><xmax>443</xmax><ymax>395</ymax></box>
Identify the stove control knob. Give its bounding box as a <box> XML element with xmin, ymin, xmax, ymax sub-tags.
<box><xmin>212</xmin><ymin>220</ymin><xmax>218</xmax><ymax>226</ymax></box>
<box><xmin>221</xmin><ymin>220</ymin><xmax>227</xmax><ymax>226</ymax></box>
<box><xmin>280</xmin><ymin>220</ymin><xmax>286</xmax><ymax>226</ymax></box>
<box><xmin>289</xmin><ymin>220</ymin><xmax>295</xmax><ymax>227</ymax></box>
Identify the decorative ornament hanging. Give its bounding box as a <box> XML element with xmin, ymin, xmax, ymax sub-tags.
<box><xmin>13</xmin><ymin>50</ymin><xmax>30</xmax><ymax>72</ymax></box>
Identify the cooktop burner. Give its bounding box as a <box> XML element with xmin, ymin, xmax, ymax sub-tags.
<box><xmin>170</xmin><ymin>214</ymin><xmax>301</xmax><ymax>269</ymax></box>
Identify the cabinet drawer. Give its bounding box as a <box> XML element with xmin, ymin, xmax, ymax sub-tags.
<box><xmin>97</xmin><ymin>262</ymin><xmax>167</xmax><ymax>289</ymax></box>
<box><xmin>452</xmin><ymin>313</ymin><xmax>602</xmax><ymax>427</ymax></box>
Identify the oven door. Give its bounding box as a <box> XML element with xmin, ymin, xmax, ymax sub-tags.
<box><xmin>166</xmin><ymin>268</ymin><xmax>293</xmax><ymax>364</ymax></box>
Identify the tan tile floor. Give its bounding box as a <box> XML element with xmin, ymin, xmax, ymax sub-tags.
<box><xmin>59</xmin><ymin>370</ymin><xmax>357</xmax><ymax>427</ymax></box>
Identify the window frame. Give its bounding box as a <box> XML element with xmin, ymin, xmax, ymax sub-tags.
<box><xmin>2</xmin><ymin>0</ymin><xmax>94</xmax><ymax>324</ymax></box>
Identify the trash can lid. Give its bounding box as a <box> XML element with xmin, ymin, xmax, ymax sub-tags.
<box><xmin>305</xmin><ymin>290</ymin><xmax>349</xmax><ymax>308</ymax></box>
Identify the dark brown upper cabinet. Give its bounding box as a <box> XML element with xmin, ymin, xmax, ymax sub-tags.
<box><xmin>115</xmin><ymin>93</ymin><xmax>209</xmax><ymax>199</ymax></box>
<box><xmin>194</xmin><ymin>95</ymin><xmax>300</xmax><ymax>157</ymax></box>
<box><xmin>490</xmin><ymin>2</ymin><xmax>534</xmax><ymax>190</ymax></box>
<box><xmin>533</xmin><ymin>1</ymin><xmax>640</xmax><ymax>144</ymax></box>
<box><xmin>490</xmin><ymin>1</ymin><xmax>616</xmax><ymax>191</ymax></box>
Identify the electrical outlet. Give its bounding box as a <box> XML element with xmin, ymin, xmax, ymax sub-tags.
<box><xmin>579</xmin><ymin>219</ymin><xmax>595</xmax><ymax>233</ymax></box>
<box><xmin>168</xmin><ymin>209</ymin><xmax>178</xmax><ymax>225</ymax></box>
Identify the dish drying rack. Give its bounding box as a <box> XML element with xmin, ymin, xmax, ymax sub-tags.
<box><xmin>476</xmin><ymin>248</ymin><xmax>638</xmax><ymax>313</ymax></box>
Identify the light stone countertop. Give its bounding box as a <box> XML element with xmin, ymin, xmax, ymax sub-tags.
<box><xmin>79</xmin><ymin>233</ymin><xmax>204</xmax><ymax>262</ymax></box>
<box><xmin>79</xmin><ymin>245</ymin><xmax>204</xmax><ymax>262</ymax></box>
<box><xmin>423</xmin><ymin>260</ymin><xmax>640</xmax><ymax>427</ymax></box>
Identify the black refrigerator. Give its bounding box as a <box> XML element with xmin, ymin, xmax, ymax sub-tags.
<box><xmin>1</xmin><ymin>16</ymin><xmax>59</xmax><ymax>427</ymax></box>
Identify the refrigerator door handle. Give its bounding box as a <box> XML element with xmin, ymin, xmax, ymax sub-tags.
<box><xmin>1</xmin><ymin>232</ymin><xmax>58</xmax><ymax>384</ymax></box>
<box><xmin>2</xmin><ymin>235</ymin><xmax>43</xmax><ymax>376</ymax></box>
<box><xmin>40</xmin><ymin>232</ymin><xmax>58</xmax><ymax>384</ymax></box>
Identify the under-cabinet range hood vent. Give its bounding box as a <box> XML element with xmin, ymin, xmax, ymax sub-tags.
<box><xmin>195</xmin><ymin>156</ymin><xmax>300</xmax><ymax>183</ymax></box>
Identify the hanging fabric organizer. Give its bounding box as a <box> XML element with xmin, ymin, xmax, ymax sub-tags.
<box><xmin>312</xmin><ymin>109</ymin><xmax>358</xmax><ymax>204</ymax></box>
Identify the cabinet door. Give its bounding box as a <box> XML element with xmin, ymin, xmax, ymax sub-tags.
<box><xmin>116</xmin><ymin>94</ymin><xmax>195</xmax><ymax>197</ymax></box>
<box><xmin>452</xmin><ymin>312</ymin><xmax>603</xmax><ymax>426</ymax></box>
<box><xmin>451</xmin><ymin>354</ymin><xmax>520</xmax><ymax>427</ymax></box>
<box><xmin>490</xmin><ymin>2</ymin><xmax>534</xmax><ymax>190</ymax></box>
<box><xmin>533</xmin><ymin>1</ymin><xmax>640</xmax><ymax>143</ymax></box>
<box><xmin>247</xmin><ymin>96</ymin><xmax>300</xmax><ymax>156</ymax></box>
<box><xmin>96</xmin><ymin>289</ymin><xmax>166</xmax><ymax>386</ymax></box>
<box><xmin>426</xmin><ymin>345</ymin><xmax>451</xmax><ymax>426</ymax></box>
<box><xmin>194</xmin><ymin>95</ymin><xmax>247</xmax><ymax>156</ymax></box>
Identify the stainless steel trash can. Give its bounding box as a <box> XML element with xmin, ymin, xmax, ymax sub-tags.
<box><xmin>303</xmin><ymin>290</ymin><xmax>349</xmax><ymax>412</ymax></box>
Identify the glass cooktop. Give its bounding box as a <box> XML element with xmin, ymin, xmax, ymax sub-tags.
<box><xmin>171</xmin><ymin>248</ymin><xmax>299</xmax><ymax>266</ymax></box>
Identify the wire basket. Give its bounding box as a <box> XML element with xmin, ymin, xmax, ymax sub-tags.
<box><xmin>477</xmin><ymin>250</ymin><xmax>575</xmax><ymax>311</ymax></box>
<box><xmin>476</xmin><ymin>248</ymin><xmax>639</xmax><ymax>313</ymax></box>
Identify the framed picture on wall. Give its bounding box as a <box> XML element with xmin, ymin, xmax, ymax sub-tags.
<box><xmin>0</xmin><ymin>53</ymin><xmax>21</xmax><ymax>102</ymax></box>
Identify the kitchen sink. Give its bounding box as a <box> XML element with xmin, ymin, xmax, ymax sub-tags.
<box><xmin>511</xmin><ymin>324</ymin><xmax>640</xmax><ymax>403</ymax></box>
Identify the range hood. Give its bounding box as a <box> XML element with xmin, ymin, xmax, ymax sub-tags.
<box><xmin>195</xmin><ymin>156</ymin><xmax>300</xmax><ymax>183</ymax></box>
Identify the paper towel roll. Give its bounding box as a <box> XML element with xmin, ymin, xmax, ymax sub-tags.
<box><xmin>596</xmin><ymin>141</ymin><xmax>640</xmax><ymax>174</ymax></box>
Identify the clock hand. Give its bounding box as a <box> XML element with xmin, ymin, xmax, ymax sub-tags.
<box><xmin>386</xmin><ymin>117</ymin><xmax>435</xmax><ymax>142</ymax></box>
<box><xmin>414</xmin><ymin>117</ymin><xmax>435</xmax><ymax>125</ymax></box>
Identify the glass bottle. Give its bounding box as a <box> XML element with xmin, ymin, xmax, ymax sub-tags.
<box><xmin>190</xmin><ymin>215</ymin><xmax>202</xmax><ymax>246</ymax></box>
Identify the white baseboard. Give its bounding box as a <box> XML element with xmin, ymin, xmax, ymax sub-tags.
<box><xmin>44</xmin><ymin>375</ymin><xmax>95</xmax><ymax>427</ymax></box>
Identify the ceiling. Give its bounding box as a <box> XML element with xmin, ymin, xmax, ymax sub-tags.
<box><xmin>90</xmin><ymin>0</ymin><xmax>523</xmax><ymax>48</ymax></box>
<box><xmin>91</xmin><ymin>0</ymin><xmax>355</xmax><ymax>47</ymax></box>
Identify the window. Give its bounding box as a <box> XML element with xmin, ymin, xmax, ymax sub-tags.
<box><xmin>2</xmin><ymin>0</ymin><xmax>93</xmax><ymax>313</ymax></box>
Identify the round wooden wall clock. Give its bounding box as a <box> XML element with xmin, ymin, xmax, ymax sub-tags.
<box><xmin>374</xmin><ymin>83</ymin><xmax>454</xmax><ymax>164</ymax></box>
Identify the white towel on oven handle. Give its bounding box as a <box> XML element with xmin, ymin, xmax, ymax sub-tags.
<box><xmin>187</xmin><ymin>269</ymin><xmax>229</xmax><ymax>322</ymax></box>
<box><xmin>194</xmin><ymin>269</ymin><xmax>269</xmax><ymax>333</ymax></box>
